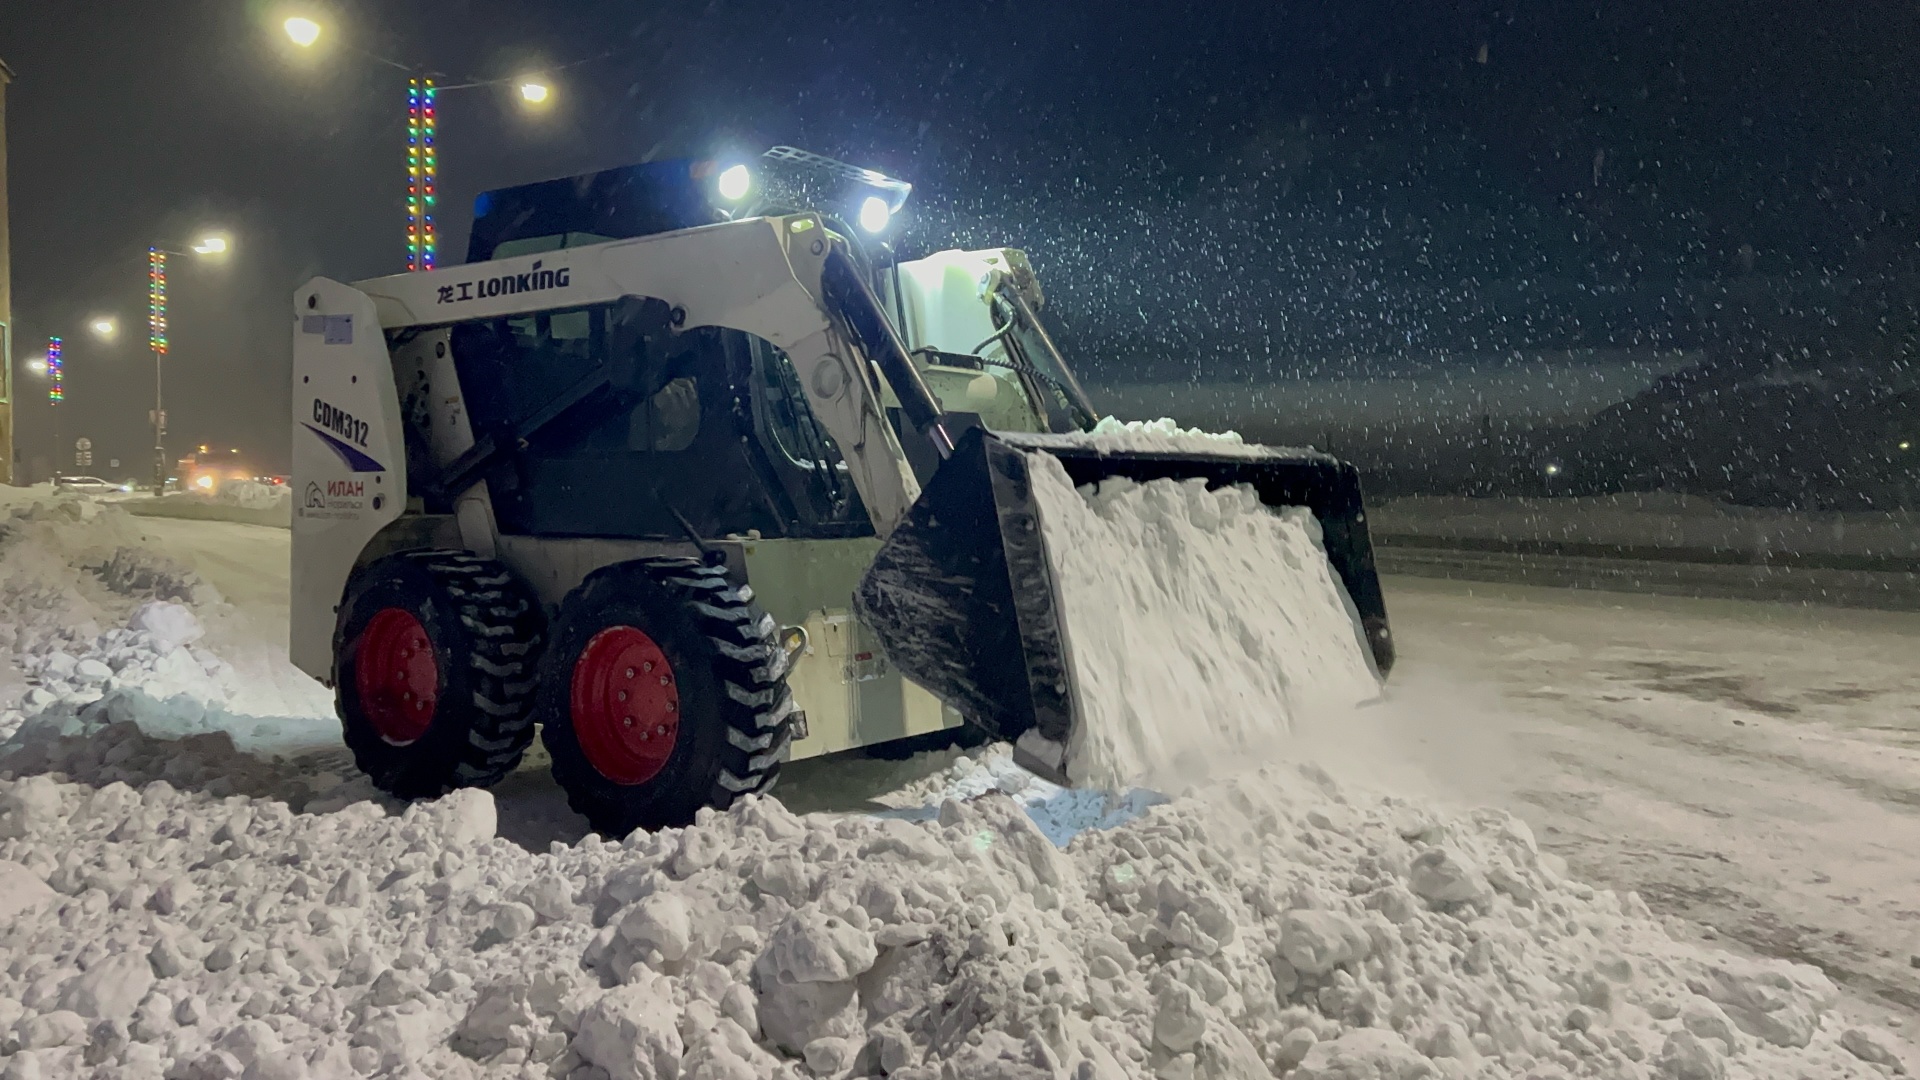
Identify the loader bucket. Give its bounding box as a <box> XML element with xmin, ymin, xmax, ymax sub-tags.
<box><xmin>853</xmin><ymin>427</ymin><xmax>1393</xmax><ymax>784</ymax></box>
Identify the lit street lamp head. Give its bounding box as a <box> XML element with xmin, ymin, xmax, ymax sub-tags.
<box><xmin>284</xmin><ymin>17</ymin><xmax>321</xmax><ymax>47</ymax></box>
<box><xmin>25</xmin><ymin>357</ymin><xmax>48</xmax><ymax>376</ymax></box>
<box><xmin>90</xmin><ymin>317</ymin><xmax>117</xmax><ymax>339</ymax></box>
<box><xmin>519</xmin><ymin>81</ymin><xmax>551</xmax><ymax>104</ymax></box>
<box><xmin>191</xmin><ymin>236</ymin><xmax>229</xmax><ymax>255</ymax></box>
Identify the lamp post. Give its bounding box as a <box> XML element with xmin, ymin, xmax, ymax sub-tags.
<box><xmin>22</xmin><ymin>316</ymin><xmax>114</xmax><ymax>481</ymax></box>
<box><xmin>281</xmin><ymin>16</ymin><xmax>554</xmax><ymax>272</ymax></box>
<box><xmin>148</xmin><ymin>236</ymin><xmax>230</xmax><ymax>493</ymax></box>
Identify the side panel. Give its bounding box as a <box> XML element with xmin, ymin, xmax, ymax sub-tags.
<box><xmin>391</xmin><ymin>327</ymin><xmax>472</xmax><ymax>471</ymax></box>
<box><xmin>289</xmin><ymin>278</ymin><xmax>408</xmax><ymax>680</ymax></box>
<box><xmin>738</xmin><ymin>537</ymin><xmax>957</xmax><ymax>760</ymax></box>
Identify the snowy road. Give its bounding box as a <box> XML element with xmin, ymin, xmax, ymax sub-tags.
<box><xmin>1374</xmin><ymin>576</ymin><xmax>1920</xmax><ymax>1016</ymax></box>
<box><xmin>39</xmin><ymin>510</ymin><xmax>1920</xmax><ymax>1016</ymax></box>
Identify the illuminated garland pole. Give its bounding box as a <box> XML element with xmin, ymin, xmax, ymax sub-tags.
<box><xmin>407</xmin><ymin>78</ymin><xmax>438</xmax><ymax>271</ymax></box>
<box><xmin>46</xmin><ymin>336</ymin><xmax>63</xmax><ymax>480</ymax></box>
<box><xmin>149</xmin><ymin>247</ymin><xmax>168</xmax><ymax>493</ymax></box>
<box><xmin>45</xmin><ymin>336</ymin><xmax>62</xmax><ymax>403</ymax></box>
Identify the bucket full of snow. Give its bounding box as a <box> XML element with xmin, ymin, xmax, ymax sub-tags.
<box><xmin>855</xmin><ymin>424</ymin><xmax>1392</xmax><ymax>787</ymax></box>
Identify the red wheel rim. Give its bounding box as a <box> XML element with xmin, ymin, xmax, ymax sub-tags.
<box><xmin>571</xmin><ymin>625</ymin><xmax>680</xmax><ymax>785</ymax></box>
<box><xmin>354</xmin><ymin>608</ymin><xmax>439</xmax><ymax>745</ymax></box>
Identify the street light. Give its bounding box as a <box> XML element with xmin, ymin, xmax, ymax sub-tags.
<box><xmin>24</xmin><ymin>356</ymin><xmax>46</xmax><ymax>375</ymax></box>
<box><xmin>277</xmin><ymin>16</ymin><xmax>564</xmax><ymax>272</ymax></box>
<box><xmin>90</xmin><ymin>317</ymin><xmax>117</xmax><ymax>339</ymax></box>
<box><xmin>146</xmin><ymin>235</ymin><xmax>233</xmax><ymax>493</ymax></box>
<box><xmin>285</xmin><ymin>17</ymin><xmax>322</xmax><ymax>48</ymax></box>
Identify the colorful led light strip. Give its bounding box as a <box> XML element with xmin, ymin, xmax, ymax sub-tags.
<box><xmin>46</xmin><ymin>337</ymin><xmax>63</xmax><ymax>404</ymax></box>
<box><xmin>148</xmin><ymin>248</ymin><xmax>168</xmax><ymax>354</ymax></box>
<box><xmin>407</xmin><ymin>78</ymin><xmax>438</xmax><ymax>271</ymax></box>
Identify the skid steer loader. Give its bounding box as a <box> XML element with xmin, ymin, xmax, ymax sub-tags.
<box><xmin>290</xmin><ymin>147</ymin><xmax>1393</xmax><ymax>835</ymax></box>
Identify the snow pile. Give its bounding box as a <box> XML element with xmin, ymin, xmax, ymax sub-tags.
<box><xmin>1091</xmin><ymin>416</ymin><xmax>1253</xmax><ymax>448</ymax></box>
<box><xmin>1006</xmin><ymin>417</ymin><xmax>1295</xmax><ymax>460</ymax></box>
<box><xmin>0</xmin><ymin>758</ymin><xmax>1907</xmax><ymax>1079</ymax></box>
<box><xmin>213</xmin><ymin>481</ymin><xmax>292</xmax><ymax>512</ymax></box>
<box><xmin>0</xmin><ymin>498</ymin><xmax>234</xmax><ymax>742</ymax></box>
<box><xmin>0</xmin><ymin>493</ymin><xmax>328</xmax><ymax>750</ymax></box>
<box><xmin>1025</xmin><ymin>456</ymin><xmax>1381</xmax><ymax>789</ymax></box>
<box><xmin>7</xmin><ymin>602</ymin><xmax>240</xmax><ymax>736</ymax></box>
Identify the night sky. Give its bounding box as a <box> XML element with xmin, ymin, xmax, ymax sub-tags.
<box><xmin>3</xmin><ymin>0</ymin><xmax>1915</xmax><ymax>474</ymax></box>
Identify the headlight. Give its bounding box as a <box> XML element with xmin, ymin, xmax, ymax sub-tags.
<box><xmin>716</xmin><ymin>164</ymin><xmax>752</xmax><ymax>202</ymax></box>
<box><xmin>857</xmin><ymin>195</ymin><xmax>891</xmax><ymax>234</ymax></box>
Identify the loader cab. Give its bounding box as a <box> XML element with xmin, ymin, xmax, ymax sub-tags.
<box><xmin>460</xmin><ymin>150</ymin><xmax>1100</xmax><ymax>464</ymax></box>
<box><xmin>407</xmin><ymin>297</ymin><xmax>870</xmax><ymax>542</ymax></box>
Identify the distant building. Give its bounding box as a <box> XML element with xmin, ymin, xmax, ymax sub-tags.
<box><xmin>1</xmin><ymin>57</ymin><xmax>14</xmax><ymax>484</ymax></box>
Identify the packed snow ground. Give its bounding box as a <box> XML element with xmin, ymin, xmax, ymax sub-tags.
<box><xmin>1372</xmin><ymin>578</ymin><xmax>1920</xmax><ymax>1018</ymax></box>
<box><xmin>0</xmin><ymin>486</ymin><xmax>1914</xmax><ymax>1078</ymax></box>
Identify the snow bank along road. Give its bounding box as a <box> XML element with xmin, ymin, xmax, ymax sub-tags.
<box><xmin>0</xmin><ymin>488</ymin><xmax>1914</xmax><ymax>1078</ymax></box>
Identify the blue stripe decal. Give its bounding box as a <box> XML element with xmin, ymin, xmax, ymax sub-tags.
<box><xmin>303</xmin><ymin>424</ymin><xmax>386</xmax><ymax>473</ymax></box>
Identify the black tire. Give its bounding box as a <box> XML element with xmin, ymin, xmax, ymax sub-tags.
<box><xmin>333</xmin><ymin>550</ymin><xmax>546</xmax><ymax>799</ymax></box>
<box><xmin>538</xmin><ymin>557</ymin><xmax>795</xmax><ymax>836</ymax></box>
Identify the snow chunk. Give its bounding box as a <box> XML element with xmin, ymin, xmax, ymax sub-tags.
<box><xmin>1842</xmin><ymin>1027</ymin><xmax>1909</xmax><ymax>1073</ymax></box>
<box><xmin>1406</xmin><ymin>847</ymin><xmax>1489</xmax><ymax>905</ymax></box>
<box><xmin>1657</xmin><ymin>1029</ymin><xmax>1726</xmax><ymax>1080</ymax></box>
<box><xmin>1279</xmin><ymin>909</ymin><xmax>1371</xmax><ymax>976</ymax></box>
<box><xmin>618</xmin><ymin>893</ymin><xmax>694</xmax><ymax>963</ymax></box>
<box><xmin>347</xmin><ymin>1007</ymin><xmax>441</xmax><ymax>1071</ymax></box>
<box><xmin>56</xmin><ymin>950</ymin><xmax>154</xmax><ymax>1021</ymax></box>
<box><xmin>0</xmin><ymin>776</ymin><xmax>65</xmax><ymax>839</ymax></box>
<box><xmin>1692</xmin><ymin>957</ymin><xmax>1835</xmax><ymax>1048</ymax></box>
<box><xmin>491</xmin><ymin>901</ymin><xmax>537</xmax><ymax>943</ymax></box>
<box><xmin>0</xmin><ymin>861</ymin><xmax>56</xmax><ymax>921</ymax></box>
<box><xmin>409</xmin><ymin>788</ymin><xmax>496</xmax><ymax>847</ymax></box>
<box><xmin>128</xmin><ymin>601</ymin><xmax>204</xmax><ymax>650</ymax></box>
<box><xmin>1152</xmin><ymin>982</ymin><xmax>1208</xmax><ymax>1052</ymax></box>
<box><xmin>1292</xmin><ymin>1028</ymin><xmax>1435</xmax><ymax>1079</ymax></box>
<box><xmin>761</xmin><ymin>906</ymin><xmax>877</xmax><ymax>984</ymax></box>
<box><xmin>574</xmin><ymin>978</ymin><xmax>684</xmax><ymax>1080</ymax></box>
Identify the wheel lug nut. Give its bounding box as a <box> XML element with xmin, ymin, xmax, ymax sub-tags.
<box><xmin>617</xmin><ymin>690</ymin><xmax>628</xmax><ymax>702</ymax></box>
<box><xmin>659</xmin><ymin>676</ymin><xmax>669</xmax><ymax>686</ymax></box>
<box><xmin>656</xmin><ymin>725</ymin><xmax>667</xmax><ymax>735</ymax></box>
<box><xmin>625</xmin><ymin>668</ymin><xmax>635</xmax><ymax>678</ymax></box>
<box><xmin>623</xmin><ymin>716</ymin><xmax>634</xmax><ymax>727</ymax></box>
<box><xmin>643</xmin><ymin>661</ymin><xmax>653</xmax><ymax>673</ymax></box>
